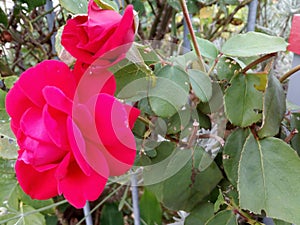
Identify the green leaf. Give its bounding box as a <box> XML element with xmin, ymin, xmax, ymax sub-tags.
<box><xmin>238</xmin><ymin>134</ymin><xmax>300</xmax><ymax>224</ymax></box>
<box><xmin>7</xmin><ymin>205</ymin><xmax>46</xmax><ymax>225</ymax></box>
<box><xmin>147</xmin><ymin>147</ymin><xmax>222</xmax><ymax>211</ymax></box>
<box><xmin>0</xmin><ymin>7</ymin><xmax>8</xmax><ymax>27</ymax></box>
<box><xmin>171</xmin><ymin>51</ymin><xmax>198</xmax><ymax>70</ymax></box>
<box><xmin>94</xmin><ymin>0</ymin><xmax>118</xmax><ymax>11</ymax></box>
<box><xmin>18</xmin><ymin>188</ymin><xmax>54</xmax><ymax>214</ymax></box>
<box><xmin>166</xmin><ymin>104</ymin><xmax>191</xmax><ymax>134</ymax></box>
<box><xmin>221</xmin><ymin>32</ymin><xmax>288</xmax><ymax>57</ymax></box>
<box><xmin>20</xmin><ymin>0</ymin><xmax>46</xmax><ymax>10</ymax></box>
<box><xmin>291</xmin><ymin>113</ymin><xmax>300</xmax><ymax>155</ymax></box>
<box><xmin>223</xmin><ymin>129</ymin><xmax>250</xmax><ymax>187</ymax></box>
<box><xmin>0</xmin><ymin>122</ymin><xmax>18</xmax><ymax>159</ymax></box>
<box><xmin>185</xmin><ymin>202</ymin><xmax>214</xmax><ymax>225</ymax></box>
<box><xmin>257</xmin><ymin>74</ymin><xmax>286</xmax><ymax>138</ymax></box>
<box><xmin>149</xmin><ymin>65</ymin><xmax>190</xmax><ymax>118</ymax></box>
<box><xmin>114</xmin><ymin>61</ymin><xmax>149</xmax><ymax>101</ymax></box>
<box><xmin>100</xmin><ymin>203</ymin><xmax>124</xmax><ymax>225</ymax></box>
<box><xmin>205</xmin><ymin>210</ymin><xmax>238</xmax><ymax>225</ymax></box>
<box><xmin>197</xmin><ymin>82</ymin><xmax>224</xmax><ymax>114</ymax></box>
<box><xmin>140</xmin><ymin>189</ymin><xmax>162</xmax><ymax>225</ymax></box>
<box><xmin>195</xmin><ymin>37</ymin><xmax>219</xmax><ymax>60</ymax></box>
<box><xmin>216</xmin><ymin>57</ymin><xmax>241</xmax><ymax>81</ymax></box>
<box><xmin>167</xmin><ymin>0</ymin><xmax>181</xmax><ymax>11</ymax></box>
<box><xmin>273</xmin><ymin>219</ymin><xmax>292</xmax><ymax>225</ymax></box>
<box><xmin>3</xmin><ymin>76</ymin><xmax>19</xmax><ymax>89</ymax></box>
<box><xmin>188</xmin><ymin>69</ymin><xmax>212</xmax><ymax>103</ymax></box>
<box><xmin>224</xmin><ymin>73</ymin><xmax>263</xmax><ymax>127</ymax></box>
<box><xmin>59</xmin><ymin>0</ymin><xmax>88</xmax><ymax>14</ymax></box>
<box><xmin>214</xmin><ymin>189</ymin><xmax>225</xmax><ymax>212</ymax></box>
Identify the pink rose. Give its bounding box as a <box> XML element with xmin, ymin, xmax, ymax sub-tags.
<box><xmin>6</xmin><ymin>60</ymin><xmax>139</xmax><ymax>208</ymax></box>
<box><xmin>61</xmin><ymin>2</ymin><xmax>135</xmax><ymax>68</ymax></box>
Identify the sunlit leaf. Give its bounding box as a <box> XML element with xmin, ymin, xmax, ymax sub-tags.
<box><xmin>239</xmin><ymin>134</ymin><xmax>300</xmax><ymax>224</ymax></box>
<box><xmin>224</xmin><ymin>73</ymin><xmax>263</xmax><ymax>127</ymax></box>
<box><xmin>257</xmin><ymin>74</ymin><xmax>286</xmax><ymax>138</ymax></box>
<box><xmin>222</xmin><ymin>32</ymin><xmax>288</xmax><ymax>57</ymax></box>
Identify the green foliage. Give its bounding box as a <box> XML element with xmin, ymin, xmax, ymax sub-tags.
<box><xmin>205</xmin><ymin>210</ymin><xmax>238</xmax><ymax>225</ymax></box>
<box><xmin>140</xmin><ymin>189</ymin><xmax>162</xmax><ymax>225</ymax></box>
<box><xmin>59</xmin><ymin>0</ymin><xmax>88</xmax><ymax>14</ymax></box>
<box><xmin>224</xmin><ymin>73</ymin><xmax>263</xmax><ymax>127</ymax></box>
<box><xmin>257</xmin><ymin>74</ymin><xmax>286</xmax><ymax>138</ymax></box>
<box><xmin>0</xmin><ymin>8</ymin><xmax>8</xmax><ymax>27</ymax></box>
<box><xmin>1</xmin><ymin>0</ymin><xmax>299</xmax><ymax>224</ymax></box>
<box><xmin>238</xmin><ymin>135</ymin><xmax>300</xmax><ymax>224</ymax></box>
<box><xmin>221</xmin><ymin>32</ymin><xmax>288</xmax><ymax>57</ymax></box>
<box><xmin>100</xmin><ymin>203</ymin><xmax>124</xmax><ymax>225</ymax></box>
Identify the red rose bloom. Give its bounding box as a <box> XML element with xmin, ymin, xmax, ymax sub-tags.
<box><xmin>61</xmin><ymin>2</ymin><xmax>135</xmax><ymax>68</ymax></box>
<box><xmin>6</xmin><ymin>60</ymin><xmax>139</xmax><ymax>208</ymax></box>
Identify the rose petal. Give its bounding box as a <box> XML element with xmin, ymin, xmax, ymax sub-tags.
<box><xmin>19</xmin><ymin>135</ymin><xmax>67</xmax><ymax>172</ymax></box>
<box><xmin>67</xmin><ymin>113</ymin><xmax>110</xmax><ymax>178</ymax></box>
<box><xmin>93</xmin><ymin>93</ymin><xmax>137</xmax><ymax>175</ymax></box>
<box><xmin>56</xmin><ymin>154</ymin><xmax>107</xmax><ymax>209</ymax></box>
<box><xmin>94</xmin><ymin>5</ymin><xmax>134</xmax><ymax>59</ymax></box>
<box><xmin>20</xmin><ymin>107</ymin><xmax>52</xmax><ymax>143</ymax></box>
<box><xmin>43</xmin><ymin>86</ymin><xmax>73</xmax><ymax>115</ymax></box>
<box><xmin>43</xmin><ymin>105</ymin><xmax>69</xmax><ymax>149</ymax></box>
<box><xmin>16</xmin><ymin>157</ymin><xmax>58</xmax><ymax>200</ymax></box>
<box><xmin>6</xmin><ymin>82</ymin><xmax>34</xmax><ymax>128</ymax></box>
<box><xmin>62</xmin><ymin>16</ymin><xmax>95</xmax><ymax>64</ymax></box>
<box><xmin>123</xmin><ymin>104</ymin><xmax>140</xmax><ymax>129</ymax></box>
<box><xmin>75</xmin><ymin>68</ymin><xmax>116</xmax><ymax>103</ymax></box>
<box><xmin>66</xmin><ymin>117</ymin><xmax>92</xmax><ymax>176</ymax></box>
<box><xmin>17</xmin><ymin>60</ymin><xmax>76</xmax><ymax>107</ymax></box>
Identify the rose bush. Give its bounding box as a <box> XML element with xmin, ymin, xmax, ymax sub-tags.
<box><xmin>62</xmin><ymin>1</ymin><xmax>135</xmax><ymax>72</ymax></box>
<box><xmin>5</xmin><ymin>60</ymin><xmax>139</xmax><ymax>208</ymax></box>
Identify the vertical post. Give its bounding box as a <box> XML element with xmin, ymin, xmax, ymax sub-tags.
<box><xmin>45</xmin><ymin>0</ymin><xmax>56</xmax><ymax>55</ymax></box>
<box><xmin>287</xmin><ymin>14</ymin><xmax>300</xmax><ymax>107</ymax></box>
<box><xmin>83</xmin><ymin>202</ymin><xmax>93</xmax><ymax>225</ymax></box>
<box><xmin>182</xmin><ymin>15</ymin><xmax>192</xmax><ymax>54</ymax></box>
<box><xmin>246</xmin><ymin>0</ymin><xmax>258</xmax><ymax>32</ymax></box>
<box><xmin>131</xmin><ymin>171</ymin><xmax>141</xmax><ymax>225</ymax></box>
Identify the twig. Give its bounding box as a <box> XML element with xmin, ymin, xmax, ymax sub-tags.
<box><xmin>279</xmin><ymin>64</ymin><xmax>300</xmax><ymax>83</ymax></box>
<box><xmin>241</xmin><ymin>53</ymin><xmax>276</xmax><ymax>74</ymax></box>
<box><xmin>284</xmin><ymin>129</ymin><xmax>298</xmax><ymax>143</ymax></box>
<box><xmin>179</xmin><ymin>0</ymin><xmax>206</xmax><ymax>72</ymax></box>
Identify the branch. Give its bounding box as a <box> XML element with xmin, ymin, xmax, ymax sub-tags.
<box><xmin>241</xmin><ymin>53</ymin><xmax>276</xmax><ymax>74</ymax></box>
<box><xmin>280</xmin><ymin>64</ymin><xmax>300</xmax><ymax>83</ymax></box>
<box><xmin>179</xmin><ymin>0</ymin><xmax>206</xmax><ymax>72</ymax></box>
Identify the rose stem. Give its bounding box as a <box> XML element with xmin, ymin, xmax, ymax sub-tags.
<box><xmin>179</xmin><ymin>0</ymin><xmax>206</xmax><ymax>72</ymax></box>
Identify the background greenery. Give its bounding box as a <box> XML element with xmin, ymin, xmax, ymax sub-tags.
<box><xmin>1</xmin><ymin>0</ymin><xmax>300</xmax><ymax>224</ymax></box>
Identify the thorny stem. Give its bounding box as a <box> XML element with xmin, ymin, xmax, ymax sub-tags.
<box><xmin>179</xmin><ymin>0</ymin><xmax>206</xmax><ymax>72</ymax></box>
<box><xmin>279</xmin><ymin>64</ymin><xmax>300</xmax><ymax>83</ymax></box>
<box><xmin>207</xmin><ymin>53</ymin><xmax>223</xmax><ymax>77</ymax></box>
<box><xmin>241</xmin><ymin>53</ymin><xmax>276</xmax><ymax>74</ymax></box>
<box><xmin>138</xmin><ymin>116</ymin><xmax>154</xmax><ymax>127</ymax></box>
<box><xmin>284</xmin><ymin>128</ymin><xmax>298</xmax><ymax>143</ymax></box>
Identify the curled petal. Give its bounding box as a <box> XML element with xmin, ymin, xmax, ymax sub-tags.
<box><xmin>93</xmin><ymin>93</ymin><xmax>137</xmax><ymax>176</ymax></box>
<box><xmin>56</xmin><ymin>154</ymin><xmax>107</xmax><ymax>209</ymax></box>
<box><xmin>16</xmin><ymin>157</ymin><xmax>58</xmax><ymax>200</ymax></box>
<box><xmin>61</xmin><ymin>16</ymin><xmax>93</xmax><ymax>64</ymax></box>
<box><xmin>43</xmin><ymin>105</ymin><xmax>69</xmax><ymax>149</ymax></box>
<box><xmin>75</xmin><ymin>68</ymin><xmax>116</xmax><ymax>103</ymax></box>
<box><xmin>43</xmin><ymin>86</ymin><xmax>73</xmax><ymax>115</ymax></box>
<box><xmin>17</xmin><ymin>60</ymin><xmax>76</xmax><ymax>107</ymax></box>
<box><xmin>6</xmin><ymin>83</ymin><xmax>34</xmax><ymax>130</ymax></box>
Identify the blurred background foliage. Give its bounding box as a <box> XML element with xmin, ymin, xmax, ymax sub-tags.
<box><xmin>0</xmin><ymin>0</ymin><xmax>299</xmax><ymax>224</ymax></box>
